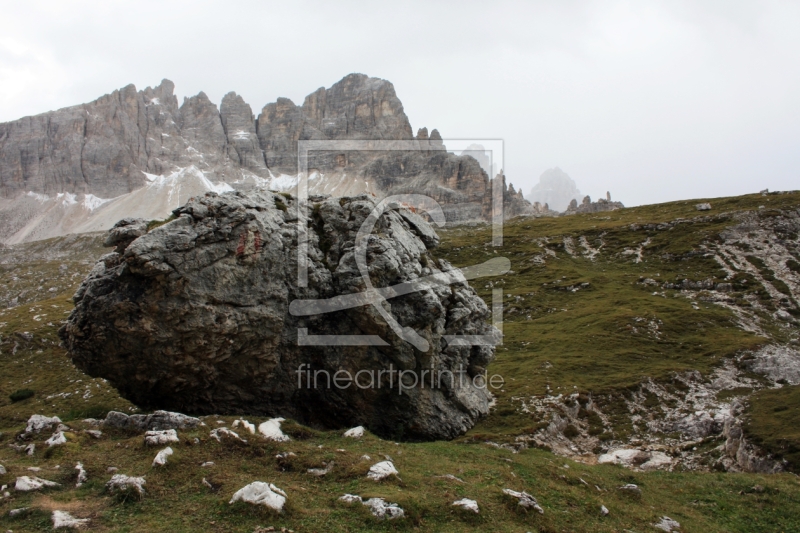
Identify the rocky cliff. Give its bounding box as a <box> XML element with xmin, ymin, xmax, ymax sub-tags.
<box><xmin>0</xmin><ymin>74</ymin><xmax>531</xmax><ymax>243</ymax></box>
<box><xmin>59</xmin><ymin>190</ymin><xmax>498</xmax><ymax>440</ymax></box>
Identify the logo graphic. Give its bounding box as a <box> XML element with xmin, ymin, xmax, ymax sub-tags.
<box><xmin>290</xmin><ymin>140</ymin><xmax>508</xmax><ymax>350</ymax></box>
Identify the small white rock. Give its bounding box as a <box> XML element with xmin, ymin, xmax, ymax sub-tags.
<box><xmin>232</xmin><ymin>419</ymin><xmax>256</xmax><ymax>434</ymax></box>
<box><xmin>106</xmin><ymin>474</ymin><xmax>146</xmax><ymax>497</ymax></box>
<box><xmin>14</xmin><ymin>476</ymin><xmax>60</xmax><ymax>492</ymax></box>
<box><xmin>258</xmin><ymin>418</ymin><xmax>290</xmax><ymax>442</ymax></box>
<box><xmin>144</xmin><ymin>429</ymin><xmax>179</xmax><ymax>446</ymax></box>
<box><xmin>83</xmin><ymin>429</ymin><xmax>102</xmax><ymax>439</ymax></box>
<box><xmin>695</xmin><ymin>203</ymin><xmax>711</xmax><ymax>211</ymax></box>
<box><xmin>25</xmin><ymin>443</ymin><xmax>35</xmax><ymax>456</ymax></box>
<box><xmin>502</xmin><ymin>488</ymin><xmax>544</xmax><ymax>514</ymax></box>
<box><xmin>367</xmin><ymin>461</ymin><xmax>398</xmax><ymax>481</ymax></box>
<box><xmin>363</xmin><ymin>497</ymin><xmax>405</xmax><ymax>520</ymax></box>
<box><xmin>307</xmin><ymin>462</ymin><xmax>334</xmax><ymax>477</ymax></box>
<box><xmin>229</xmin><ymin>481</ymin><xmax>286</xmax><ymax>511</ymax></box>
<box><xmin>23</xmin><ymin>414</ymin><xmax>61</xmax><ymax>436</ymax></box>
<box><xmin>339</xmin><ymin>494</ymin><xmax>362</xmax><ymax>504</ymax></box>
<box><xmin>46</xmin><ymin>431</ymin><xmax>67</xmax><ymax>447</ymax></box>
<box><xmin>654</xmin><ymin>516</ymin><xmax>681</xmax><ymax>532</ymax></box>
<box><xmin>0</xmin><ymin>464</ymin><xmax>5</xmax><ymax>475</ymax></box>
<box><xmin>8</xmin><ymin>507</ymin><xmax>28</xmax><ymax>517</ymax></box>
<box><xmin>600</xmin><ymin>504</ymin><xmax>609</xmax><ymax>516</ymax></box>
<box><xmin>340</xmin><ymin>494</ymin><xmax>404</xmax><ymax>519</ymax></box>
<box><xmin>343</xmin><ymin>426</ymin><xmax>365</xmax><ymax>438</ymax></box>
<box><xmin>201</xmin><ymin>462</ymin><xmax>215</xmax><ymax>467</ymax></box>
<box><xmin>152</xmin><ymin>447</ymin><xmax>174</xmax><ymax>467</ymax></box>
<box><xmin>106</xmin><ymin>467</ymin><xmax>118</xmax><ymax>473</ymax></box>
<box><xmin>52</xmin><ymin>510</ymin><xmax>90</xmax><ymax>529</ymax></box>
<box><xmin>210</xmin><ymin>427</ymin><xmax>246</xmax><ymax>443</ymax></box>
<box><xmin>75</xmin><ymin>463</ymin><xmax>87</xmax><ymax>487</ymax></box>
<box><xmin>26</xmin><ymin>467</ymin><xmax>41</xmax><ymax>472</ymax></box>
<box><xmin>452</xmin><ymin>498</ymin><xmax>479</xmax><ymax>513</ymax></box>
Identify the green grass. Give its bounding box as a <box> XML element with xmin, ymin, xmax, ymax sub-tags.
<box><xmin>437</xmin><ymin>194</ymin><xmax>799</xmax><ymax>441</ymax></box>
<box><xmin>2</xmin><ymin>416</ymin><xmax>800</xmax><ymax>532</ymax></box>
<box><xmin>1</xmin><ymin>191</ymin><xmax>800</xmax><ymax>531</ymax></box>
<box><xmin>745</xmin><ymin>385</ymin><xmax>800</xmax><ymax>472</ymax></box>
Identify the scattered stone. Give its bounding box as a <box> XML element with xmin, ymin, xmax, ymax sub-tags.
<box><xmin>339</xmin><ymin>494</ymin><xmax>404</xmax><ymax>520</ymax></box>
<box><xmin>364</xmin><ymin>498</ymin><xmax>405</xmax><ymax>520</ymax></box>
<box><xmin>343</xmin><ymin>426</ymin><xmax>365</xmax><ymax>439</ymax></box>
<box><xmin>452</xmin><ymin>498</ymin><xmax>479</xmax><ymax>513</ymax></box>
<box><xmin>210</xmin><ymin>427</ymin><xmax>246</xmax><ymax>443</ymax></box>
<box><xmin>502</xmin><ymin>489</ymin><xmax>544</xmax><ymax>514</ymax></box>
<box><xmin>654</xmin><ymin>516</ymin><xmax>681</xmax><ymax>532</ymax></box>
<box><xmin>19</xmin><ymin>415</ymin><xmax>61</xmax><ymax>439</ymax></box>
<box><xmin>598</xmin><ymin>449</ymin><xmax>673</xmax><ymax>470</ymax></box>
<box><xmin>25</xmin><ymin>444</ymin><xmax>34</xmax><ymax>456</ymax></box>
<box><xmin>14</xmin><ymin>476</ymin><xmax>60</xmax><ymax>491</ymax></box>
<box><xmin>106</xmin><ymin>474</ymin><xmax>146</xmax><ymax>498</ymax></box>
<box><xmin>144</xmin><ymin>429</ymin><xmax>179</xmax><ymax>446</ymax></box>
<box><xmin>360</xmin><ymin>454</ymin><xmax>371</xmax><ymax>461</ymax></box>
<box><xmin>75</xmin><ymin>463</ymin><xmax>87</xmax><ymax>487</ymax></box>
<box><xmin>83</xmin><ymin>430</ymin><xmax>102</xmax><ymax>439</ymax></box>
<box><xmin>367</xmin><ymin>461</ymin><xmax>399</xmax><ymax>481</ymax></box>
<box><xmin>52</xmin><ymin>510</ymin><xmax>90</xmax><ymax>529</ymax></box>
<box><xmin>618</xmin><ymin>483</ymin><xmax>642</xmax><ymax>496</ymax></box>
<box><xmin>229</xmin><ymin>482</ymin><xmax>287</xmax><ymax>511</ymax></box>
<box><xmin>103</xmin><ymin>411</ymin><xmax>201</xmax><ymax>432</ymax></box>
<box><xmin>106</xmin><ymin>467</ymin><xmax>118</xmax><ymax>473</ymax></box>
<box><xmin>201</xmin><ymin>462</ymin><xmax>215</xmax><ymax>467</ymax></box>
<box><xmin>0</xmin><ymin>465</ymin><xmax>5</xmax><ymax>475</ymax></box>
<box><xmin>152</xmin><ymin>447</ymin><xmax>174</xmax><ymax>467</ymax></box>
<box><xmin>232</xmin><ymin>419</ymin><xmax>256</xmax><ymax>434</ymax></box>
<box><xmin>434</xmin><ymin>474</ymin><xmax>465</xmax><ymax>483</ymax></box>
<box><xmin>258</xmin><ymin>419</ymin><xmax>290</xmax><ymax>442</ymax></box>
<box><xmin>46</xmin><ymin>432</ymin><xmax>67</xmax><ymax>447</ymax></box>
<box><xmin>9</xmin><ymin>507</ymin><xmax>28</xmax><ymax>516</ymax></box>
<box><xmin>307</xmin><ymin>462</ymin><xmax>334</xmax><ymax>477</ymax></box>
<box><xmin>695</xmin><ymin>203</ymin><xmax>711</xmax><ymax>211</ymax></box>
<box><xmin>202</xmin><ymin>477</ymin><xmax>221</xmax><ymax>492</ymax></box>
<box><xmin>26</xmin><ymin>467</ymin><xmax>41</xmax><ymax>472</ymax></box>
<box><xmin>600</xmin><ymin>505</ymin><xmax>609</xmax><ymax>516</ymax></box>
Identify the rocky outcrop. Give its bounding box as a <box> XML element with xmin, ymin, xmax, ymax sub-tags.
<box><xmin>1</xmin><ymin>73</ymin><xmax>532</xmax><ymax>242</ymax></box>
<box><xmin>564</xmin><ymin>193</ymin><xmax>624</xmax><ymax>215</ymax></box>
<box><xmin>59</xmin><ymin>190</ymin><xmax>498</xmax><ymax>440</ymax></box>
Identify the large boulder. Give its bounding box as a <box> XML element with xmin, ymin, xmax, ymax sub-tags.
<box><xmin>60</xmin><ymin>190</ymin><xmax>497</xmax><ymax>440</ymax></box>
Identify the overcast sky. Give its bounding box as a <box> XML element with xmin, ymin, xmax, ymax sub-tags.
<box><xmin>1</xmin><ymin>0</ymin><xmax>798</xmax><ymax>206</ymax></box>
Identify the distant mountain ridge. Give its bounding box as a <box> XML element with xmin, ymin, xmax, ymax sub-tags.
<box><xmin>0</xmin><ymin>74</ymin><xmax>532</xmax><ymax>243</ymax></box>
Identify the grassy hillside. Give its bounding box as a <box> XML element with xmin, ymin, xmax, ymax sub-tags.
<box><xmin>1</xmin><ymin>192</ymin><xmax>800</xmax><ymax>531</ymax></box>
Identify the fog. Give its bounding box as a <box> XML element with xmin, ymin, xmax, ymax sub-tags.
<box><xmin>2</xmin><ymin>0</ymin><xmax>798</xmax><ymax>206</ymax></box>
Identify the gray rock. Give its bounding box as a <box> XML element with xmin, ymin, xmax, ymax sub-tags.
<box><xmin>102</xmin><ymin>410</ymin><xmax>201</xmax><ymax>432</ymax></box>
<box><xmin>60</xmin><ymin>190</ymin><xmax>497</xmax><ymax>440</ymax></box>
<box><xmin>1</xmin><ymin>73</ymin><xmax>534</xmax><ymax>245</ymax></box>
<box><xmin>696</xmin><ymin>203</ymin><xmax>712</xmax><ymax>211</ymax></box>
<box><xmin>104</xmin><ymin>218</ymin><xmax>148</xmax><ymax>253</ymax></box>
